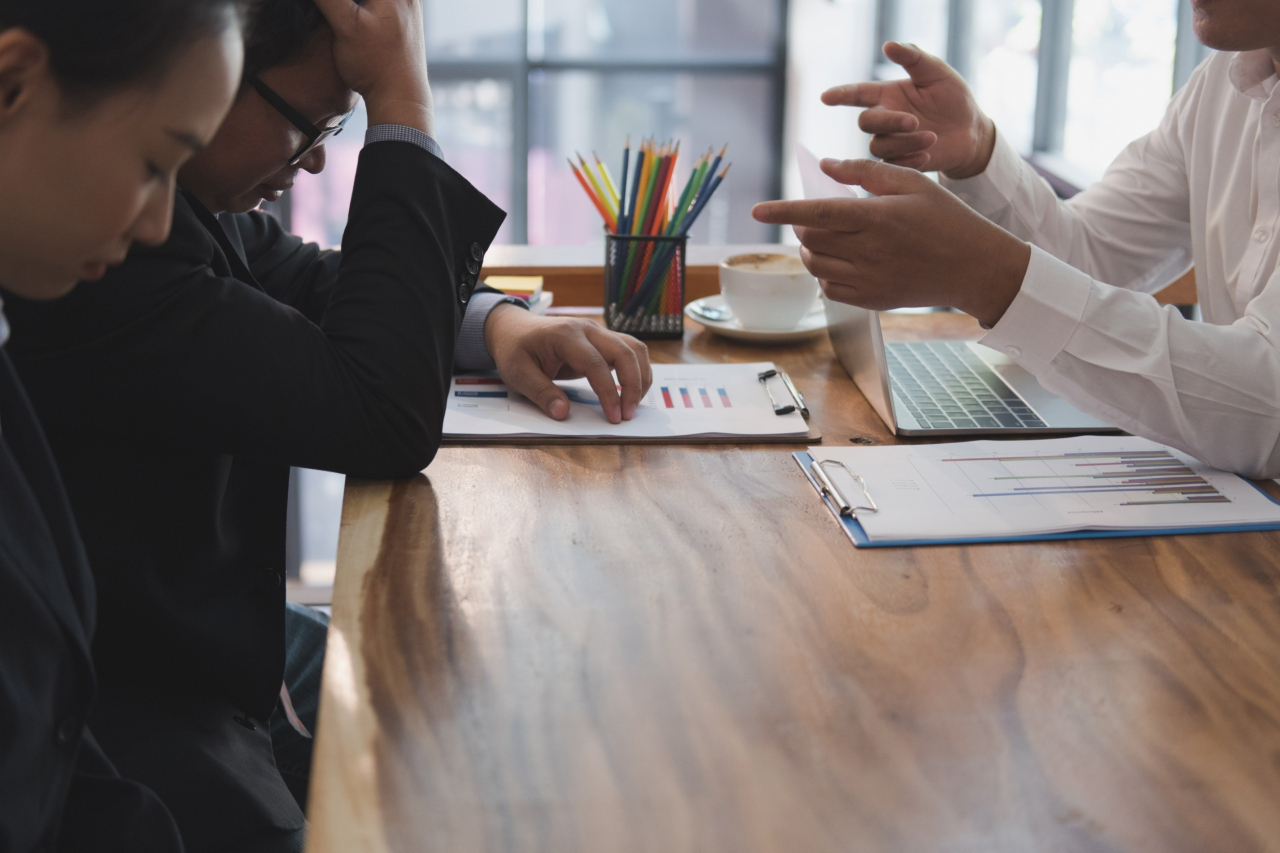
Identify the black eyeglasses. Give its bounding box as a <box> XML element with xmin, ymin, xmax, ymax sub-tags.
<box><xmin>250</xmin><ymin>75</ymin><xmax>355</xmax><ymax>166</ymax></box>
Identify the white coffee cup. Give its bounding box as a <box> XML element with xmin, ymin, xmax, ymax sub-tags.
<box><xmin>718</xmin><ymin>253</ymin><xmax>819</xmax><ymax>331</ymax></box>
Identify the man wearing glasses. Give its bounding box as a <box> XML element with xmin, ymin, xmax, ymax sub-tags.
<box><xmin>3</xmin><ymin>0</ymin><xmax>650</xmax><ymax>851</ymax></box>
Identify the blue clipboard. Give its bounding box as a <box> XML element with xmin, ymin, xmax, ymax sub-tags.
<box><xmin>793</xmin><ymin>451</ymin><xmax>1280</xmax><ymax>549</ymax></box>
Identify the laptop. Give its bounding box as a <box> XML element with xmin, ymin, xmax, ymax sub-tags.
<box><xmin>793</xmin><ymin>141</ymin><xmax>1115</xmax><ymax>436</ymax></box>
<box><xmin>825</xmin><ymin>299</ymin><xmax>1118</xmax><ymax>436</ymax></box>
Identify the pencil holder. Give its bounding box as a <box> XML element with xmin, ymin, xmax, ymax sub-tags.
<box><xmin>604</xmin><ymin>232</ymin><xmax>687</xmax><ymax>339</ymax></box>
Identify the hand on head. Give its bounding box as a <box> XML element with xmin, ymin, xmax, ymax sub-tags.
<box><xmin>311</xmin><ymin>0</ymin><xmax>433</xmax><ymax>134</ymax></box>
<box><xmin>752</xmin><ymin>157</ymin><xmax>1030</xmax><ymax>328</ymax></box>
<box><xmin>484</xmin><ymin>306</ymin><xmax>653</xmax><ymax>424</ymax></box>
<box><xmin>823</xmin><ymin>42</ymin><xmax>996</xmax><ymax>179</ymax></box>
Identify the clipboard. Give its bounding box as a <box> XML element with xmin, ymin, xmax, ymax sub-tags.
<box><xmin>793</xmin><ymin>451</ymin><xmax>1280</xmax><ymax>549</ymax></box>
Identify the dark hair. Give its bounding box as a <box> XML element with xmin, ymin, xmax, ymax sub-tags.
<box><xmin>243</xmin><ymin>0</ymin><xmax>327</xmax><ymax>81</ymax></box>
<box><xmin>0</xmin><ymin>0</ymin><xmax>245</xmax><ymax>101</ymax></box>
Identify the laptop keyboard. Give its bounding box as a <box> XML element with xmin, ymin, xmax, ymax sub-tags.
<box><xmin>885</xmin><ymin>341</ymin><xmax>1048</xmax><ymax>430</ymax></box>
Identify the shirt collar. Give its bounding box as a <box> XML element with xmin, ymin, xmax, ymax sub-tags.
<box><xmin>1229</xmin><ymin>50</ymin><xmax>1280</xmax><ymax>100</ymax></box>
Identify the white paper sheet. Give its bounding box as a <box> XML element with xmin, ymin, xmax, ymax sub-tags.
<box><xmin>446</xmin><ymin>362</ymin><xmax>810</xmax><ymax>439</ymax></box>
<box><xmin>810</xmin><ymin>436</ymin><xmax>1280</xmax><ymax>542</ymax></box>
<box><xmin>796</xmin><ymin>142</ymin><xmax>870</xmax><ymax>201</ymax></box>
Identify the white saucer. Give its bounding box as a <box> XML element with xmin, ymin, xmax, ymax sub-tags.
<box><xmin>684</xmin><ymin>295</ymin><xmax>829</xmax><ymax>343</ymax></box>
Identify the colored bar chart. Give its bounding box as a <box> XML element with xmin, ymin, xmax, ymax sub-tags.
<box><xmin>657</xmin><ymin>384</ymin><xmax>732</xmax><ymax>410</ymax></box>
<box><xmin>942</xmin><ymin>450</ymin><xmax>1229</xmax><ymax>505</ymax></box>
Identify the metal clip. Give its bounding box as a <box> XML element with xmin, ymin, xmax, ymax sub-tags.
<box><xmin>758</xmin><ymin>369</ymin><xmax>809</xmax><ymax>418</ymax></box>
<box><xmin>809</xmin><ymin>459</ymin><xmax>878</xmax><ymax>518</ymax></box>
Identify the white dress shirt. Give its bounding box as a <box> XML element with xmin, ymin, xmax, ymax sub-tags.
<box><xmin>942</xmin><ymin>50</ymin><xmax>1280</xmax><ymax>477</ymax></box>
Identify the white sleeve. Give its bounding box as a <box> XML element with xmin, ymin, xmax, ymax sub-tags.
<box><xmin>981</xmin><ymin>246</ymin><xmax>1280</xmax><ymax>478</ymax></box>
<box><xmin>942</xmin><ymin>80</ymin><xmax>1199</xmax><ymax>293</ymax></box>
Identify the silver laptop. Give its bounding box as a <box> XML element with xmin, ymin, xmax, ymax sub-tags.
<box><xmin>825</xmin><ymin>298</ymin><xmax>1118</xmax><ymax>436</ymax></box>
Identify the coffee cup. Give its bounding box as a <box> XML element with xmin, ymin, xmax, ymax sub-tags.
<box><xmin>718</xmin><ymin>252</ymin><xmax>819</xmax><ymax>331</ymax></box>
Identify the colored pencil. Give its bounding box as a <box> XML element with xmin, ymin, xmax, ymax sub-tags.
<box><xmin>569</xmin><ymin>158</ymin><xmax>615</xmax><ymax>232</ymax></box>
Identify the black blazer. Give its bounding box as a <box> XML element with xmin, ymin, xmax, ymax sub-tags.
<box><xmin>5</xmin><ymin>142</ymin><xmax>505</xmax><ymax>851</ymax></box>
<box><xmin>0</xmin><ymin>348</ymin><xmax>182</xmax><ymax>853</ymax></box>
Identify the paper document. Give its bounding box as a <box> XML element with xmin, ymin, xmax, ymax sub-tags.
<box><xmin>445</xmin><ymin>362</ymin><xmax>810</xmax><ymax>440</ymax></box>
<box><xmin>808</xmin><ymin>436</ymin><xmax>1280</xmax><ymax>543</ymax></box>
<box><xmin>796</xmin><ymin>143</ymin><xmax>870</xmax><ymax>201</ymax></box>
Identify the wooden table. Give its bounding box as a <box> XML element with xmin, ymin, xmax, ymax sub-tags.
<box><xmin>307</xmin><ymin>311</ymin><xmax>1280</xmax><ymax>853</ymax></box>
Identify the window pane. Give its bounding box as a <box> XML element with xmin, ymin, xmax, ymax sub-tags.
<box><xmin>528</xmin><ymin>71</ymin><xmax>775</xmax><ymax>246</ymax></box>
<box><xmin>888</xmin><ymin>0</ymin><xmax>949</xmax><ymax>62</ymax></box>
<box><xmin>533</xmin><ymin>0</ymin><xmax>780</xmax><ymax>61</ymax></box>
<box><xmin>967</xmin><ymin>0</ymin><xmax>1040</xmax><ymax>154</ymax></box>
<box><xmin>1062</xmin><ymin>0</ymin><xmax>1177</xmax><ymax>177</ymax></box>
<box><xmin>425</xmin><ymin>0</ymin><xmax>523</xmax><ymax>59</ymax></box>
<box><xmin>431</xmin><ymin>79</ymin><xmax>516</xmax><ymax>243</ymax></box>
<box><xmin>291</xmin><ymin>79</ymin><xmax>515</xmax><ymax>247</ymax></box>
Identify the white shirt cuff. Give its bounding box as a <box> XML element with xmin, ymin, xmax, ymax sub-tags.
<box><xmin>939</xmin><ymin>130</ymin><xmax>1026</xmax><ymax>214</ymax></box>
<box><xmin>978</xmin><ymin>244</ymin><xmax>1093</xmax><ymax>373</ymax></box>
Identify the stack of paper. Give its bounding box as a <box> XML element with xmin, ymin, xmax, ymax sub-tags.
<box><xmin>446</xmin><ymin>362</ymin><xmax>812</xmax><ymax>442</ymax></box>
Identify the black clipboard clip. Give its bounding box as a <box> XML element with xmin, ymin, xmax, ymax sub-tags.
<box><xmin>758</xmin><ymin>369</ymin><xmax>809</xmax><ymax>419</ymax></box>
<box><xmin>809</xmin><ymin>459</ymin><xmax>878</xmax><ymax>518</ymax></box>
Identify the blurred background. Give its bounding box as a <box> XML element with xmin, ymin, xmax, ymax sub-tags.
<box><xmin>282</xmin><ymin>0</ymin><xmax>1209</xmax><ymax>593</ymax></box>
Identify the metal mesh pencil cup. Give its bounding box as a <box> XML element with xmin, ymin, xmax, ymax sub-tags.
<box><xmin>604</xmin><ymin>232</ymin><xmax>687</xmax><ymax>339</ymax></box>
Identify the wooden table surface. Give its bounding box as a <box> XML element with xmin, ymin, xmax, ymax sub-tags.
<box><xmin>306</xmin><ymin>311</ymin><xmax>1280</xmax><ymax>853</ymax></box>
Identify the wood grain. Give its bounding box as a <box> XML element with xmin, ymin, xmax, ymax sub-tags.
<box><xmin>481</xmin><ymin>244</ymin><xmax>1200</xmax><ymax>309</ymax></box>
<box><xmin>307</xmin><ymin>313</ymin><xmax>1280</xmax><ymax>853</ymax></box>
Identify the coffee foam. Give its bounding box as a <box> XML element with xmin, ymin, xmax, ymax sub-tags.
<box><xmin>723</xmin><ymin>253</ymin><xmax>808</xmax><ymax>274</ymax></box>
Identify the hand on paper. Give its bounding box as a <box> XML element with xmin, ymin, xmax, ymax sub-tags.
<box><xmin>823</xmin><ymin>42</ymin><xmax>994</xmax><ymax>178</ymax></box>
<box><xmin>751</xmin><ymin>158</ymin><xmax>1030</xmax><ymax>328</ymax></box>
<box><xmin>484</xmin><ymin>306</ymin><xmax>653</xmax><ymax>424</ymax></box>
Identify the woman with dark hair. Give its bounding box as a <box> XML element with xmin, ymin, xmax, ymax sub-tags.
<box><xmin>0</xmin><ymin>1</ymin><xmax>243</xmax><ymax>851</ymax></box>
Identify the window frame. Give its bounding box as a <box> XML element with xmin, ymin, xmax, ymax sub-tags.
<box><xmin>873</xmin><ymin>0</ymin><xmax>1209</xmax><ymax>166</ymax></box>
<box><xmin>428</xmin><ymin>0</ymin><xmax>792</xmax><ymax>243</ymax></box>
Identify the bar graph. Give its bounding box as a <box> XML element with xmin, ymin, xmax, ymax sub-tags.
<box><xmin>658</xmin><ymin>386</ymin><xmax>731</xmax><ymax>410</ymax></box>
<box><xmin>940</xmin><ymin>450</ymin><xmax>1229</xmax><ymax>505</ymax></box>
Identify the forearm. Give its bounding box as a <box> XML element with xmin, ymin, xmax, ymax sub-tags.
<box><xmin>982</xmin><ymin>248</ymin><xmax>1280</xmax><ymax>478</ymax></box>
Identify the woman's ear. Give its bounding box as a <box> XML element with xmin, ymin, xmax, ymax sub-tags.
<box><xmin>0</xmin><ymin>28</ymin><xmax>49</xmax><ymax>117</ymax></box>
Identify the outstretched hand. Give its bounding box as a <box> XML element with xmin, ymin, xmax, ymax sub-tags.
<box><xmin>484</xmin><ymin>307</ymin><xmax>653</xmax><ymax>424</ymax></box>
<box><xmin>823</xmin><ymin>42</ymin><xmax>995</xmax><ymax>178</ymax></box>
<box><xmin>752</xmin><ymin>157</ymin><xmax>1030</xmax><ymax>327</ymax></box>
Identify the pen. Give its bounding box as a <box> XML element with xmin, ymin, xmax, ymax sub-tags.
<box><xmin>779</xmin><ymin>371</ymin><xmax>809</xmax><ymax>420</ymax></box>
<box><xmin>810</xmin><ymin>459</ymin><xmax>853</xmax><ymax>516</ymax></box>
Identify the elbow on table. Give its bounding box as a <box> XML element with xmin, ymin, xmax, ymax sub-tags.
<box><xmin>1193</xmin><ymin>430</ymin><xmax>1280</xmax><ymax>481</ymax></box>
<box><xmin>347</xmin><ymin>422</ymin><xmax>443</xmax><ymax>480</ymax></box>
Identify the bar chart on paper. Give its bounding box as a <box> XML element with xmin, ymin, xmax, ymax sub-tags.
<box><xmin>444</xmin><ymin>362</ymin><xmax>810</xmax><ymax>442</ymax></box>
<box><xmin>658</xmin><ymin>386</ymin><xmax>732</xmax><ymax>409</ymax></box>
<box><xmin>804</xmin><ymin>436</ymin><xmax>1280</xmax><ymax>543</ymax></box>
<box><xmin>943</xmin><ymin>449</ymin><xmax>1229</xmax><ymax>506</ymax></box>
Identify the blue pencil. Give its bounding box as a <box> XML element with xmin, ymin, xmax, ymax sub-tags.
<box><xmin>623</xmin><ymin>163</ymin><xmax>731</xmax><ymax>314</ymax></box>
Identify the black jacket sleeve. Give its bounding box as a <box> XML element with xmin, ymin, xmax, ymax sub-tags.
<box><xmin>227</xmin><ymin>209</ymin><xmax>342</xmax><ymax>323</ymax></box>
<box><xmin>7</xmin><ymin>142</ymin><xmax>505</xmax><ymax>479</ymax></box>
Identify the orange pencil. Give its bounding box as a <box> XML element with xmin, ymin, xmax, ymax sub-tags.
<box><xmin>569</xmin><ymin>159</ymin><xmax>616</xmax><ymax>231</ymax></box>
